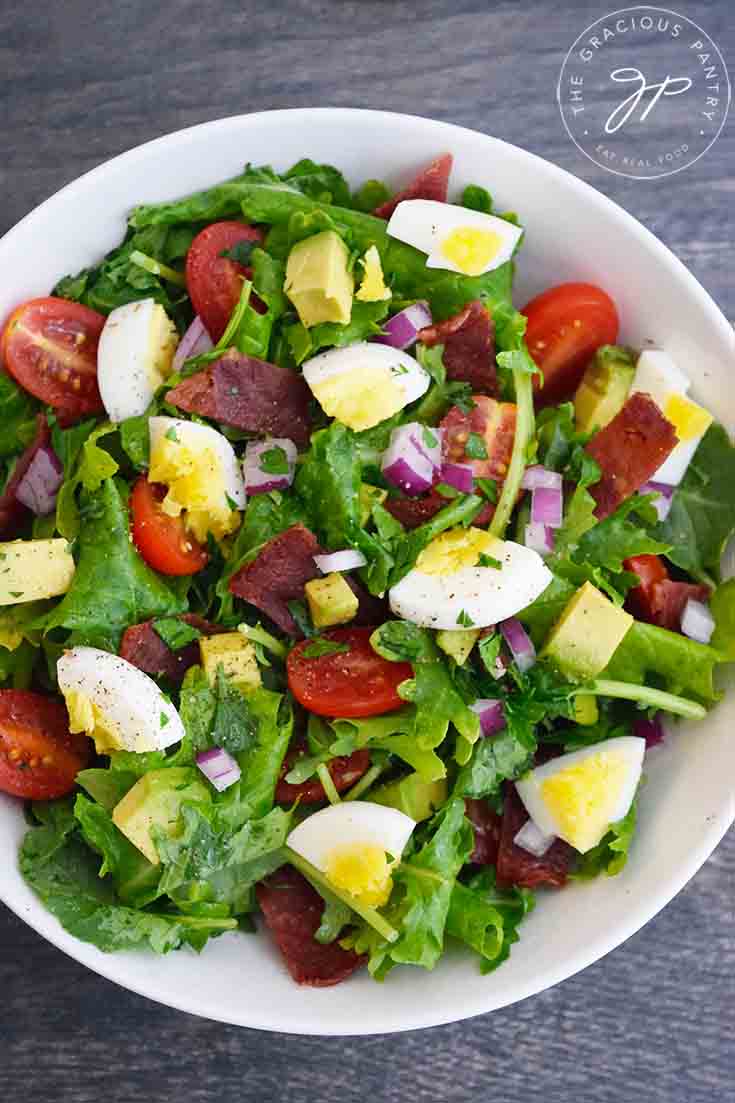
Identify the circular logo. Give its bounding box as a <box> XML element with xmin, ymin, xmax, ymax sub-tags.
<box><xmin>557</xmin><ymin>6</ymin><xmax>731</xmax><ymax>179</ymax></box>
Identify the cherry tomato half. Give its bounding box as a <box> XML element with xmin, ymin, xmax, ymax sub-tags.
<box><xmin>522</xmin><ymin>282</ymin><xmax>619</xmax><ymax>406</ymax></box>
<box><xmin>287</xmin><ymin>627</ymin><xmax>413</xmax><ymax>718</ymax></box>
<box><xmin>130</xmin><ymin>476</ymin><xmax>209</xmax><ymax>577</ymax></box>
<box><xmin>185</xmin><ymin>221</ymin><xmax>265</xmax><ymax>342</ymax></box>
<box><xmin>1</xmin><ymin>297</ymin><xmax>106</xmax><ymax>421</ymax></box>
<box><xmin>0</xmin><ymin>690</ymin><xmax>91</xmax><ymax>800</ymax></box>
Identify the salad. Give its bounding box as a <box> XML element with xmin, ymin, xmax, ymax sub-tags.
<box><xmin>1</xmin><ymin>152</ymin><xmax>734</xmax><ymax>986</ymax></box>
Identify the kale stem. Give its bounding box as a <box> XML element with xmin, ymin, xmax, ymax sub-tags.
<box><xmin>316</xmin><ymin>763</ymin><xmax>341</xmax><ymax>806</ymax></box>
<box><xmin>579</xmin><ymin>679</ymin><xmax>706</xmax><ymax>720</ymax></box>
<box><xmin>284</xmin><ymin>847</ymin><xmax>399</xmax><ymax>943</ymax></box>
<box><xmin>490</xmin><ymin>352</ymin><xmax>534</xmax><ymax>538</ymax></box>
<box><xmin>342</xmin><ymin>762</ymin><xmax>385</xmax><ymax>802</ymax></box>
<box><xmin>129</xmin><ymin>250</ymin><xmax>187</xmax><ymax>287</ymax></box>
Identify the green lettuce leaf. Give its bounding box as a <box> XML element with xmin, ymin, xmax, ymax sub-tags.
<box><xmin>74</xmin><ymin>794</ymin><xmax>161</xmax><ymax>906</ymax></box>
<box><xmin>574</xmin><ymin>798</ymin><xmax>637</xmax><ymax>878</ymax></box>
<box><xmin>711</xmin><ymin>578</ymin><xmax>735</xmax><ymax>660</ymax></box>
<box><xmin>447</xmin><ymin>869</ymin><xmax>534</xmax><ymax>973</ymax></box>
<box><xmin>655</xmin><ymin>423</ymin><xmax>735</xmax><ymax>584</ymax></box>
<box><xmin>604</xmin><ymin>620</ymin><xmax>721</xmax><ymax>702</ymax></box>
<box><xmin>45</xmin><ymin>479</ymin><xmax>187</xmax><ymax>650</ymax></box>
<box><xmin>0</xmin><ymin>372</ymin><xmax>38</xmax><ymax>458</ymax></box>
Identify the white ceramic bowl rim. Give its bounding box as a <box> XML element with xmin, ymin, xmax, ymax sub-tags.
<box><xmin>0</xmin><ymin>108</ymin><xmax>733</xmax><ymax>1035</ymax></box>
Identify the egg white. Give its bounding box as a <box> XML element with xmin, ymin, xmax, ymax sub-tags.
<box><xmin>287</xmin><ymin>801</ymin><xmax>416</xmax><ymax>871</ymax></box>
<box><xmin>57</xmin><ymin>647</ymin><xmax>185</xmax><ymax>753</ymax></box>
<box><xmin>98</xmin><ymin>298</ymin><xmax>178</xmax><ymax>423</ymax></box>
<box><xmin>388</xmin><ymin>538</ymin><xmax>552</xmax><ymax>630</ymax></box>
<box><xmin>515</xmin><ymin>736</ymin><xmax>645</xmax><ymax>854</ymax></box>
<box><xmin>148</xmin><ymin>416</ymin><xmax>247</xmax><ymax>509</ymax></box>
<box><xmin>386</xmin><ymin>199</ymin><xmax>523</xmax><ymax>276</ymax></box>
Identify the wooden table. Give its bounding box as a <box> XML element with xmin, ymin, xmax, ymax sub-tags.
<box><xmin>1</xmin><ymin>2</ymin><xmax>732</xmax><ymax>1099</ymax></box>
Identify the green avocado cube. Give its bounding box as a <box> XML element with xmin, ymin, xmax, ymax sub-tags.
<box><xmin>543</xmin><ymin>581</ymin><xmax>633</xmax><ymax>681</ymax></box>
<box><xmin>112</xmin><ymin>767</ymin><xmax>210</xmax><ymax>865</ymax></box>
<box><xmin>305</xmin><ymin>572</ymin><xmax>359</xmax><ymax>629</ymax></box>
<box><xmin>370</xmin><ymin>773</ymin><xmax>448</xmax><ymax>822</ymax></box>
<box><xmin>436</xmin><ymin>628</ymin><xmax>481</xmax><ymax>666</ymax></box>
<box><xmin>574</xmin><ymin>345</ymin><xmax>635</xmax><ymax>433</ymax></box>
<box><xmin>284</xmin><ymin>230</ymin><xmax>353</xmax><ymax>328</ymax></box>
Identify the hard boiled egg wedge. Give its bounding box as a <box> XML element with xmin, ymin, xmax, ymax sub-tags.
<box><xmin>57</xmin><ymin>646</ymin><xmax>185</xmax><ymax>755</ymax></box>
<box><xmin>287</xmin><ymin>802</ymin><xmax>416</xmax><ymax>907</ymax></box>
<box><xmin>515</xmin><ymin>736</ymin><xmax>645</xmax><ymax>854</ymax></box>
<box><xmin>387</xmin><ymin>199</ymin><xmax>523</xmax><ymax>277</ymax></box>
<box><xmin>98</xmin><ymin>298</ymin><xmax>179</xmax><ymax>422</ymax></box>
<box><xmin>301</xmin><ymin>342</ymin><xmax>431</xmax><ymax>432</ymax></box>
<box><xmin>388</xmin><ymin>526</ymin><xmax>552</xmax><ymax>630</ymax></box>
<box><xmin>631</xmin><ymin>349</ymin><xmax>713</xmax><ymax>486</ymax></box>
<box><xmin>148</xmin><ymin>416</ymin><xmax>246</xmax><ymax>542</ymax></box>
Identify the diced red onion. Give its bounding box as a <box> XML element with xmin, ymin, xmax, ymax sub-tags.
<box><xmin>681</xmin><ymin>598</ymin><xmax>715</xmax><ymax>644</ymax></box>
<box><xmin>196</xmin><ymin>747</ymin><xmax>241</xmax><ymax>792</ymax></box>
<box><xmin>381</xmin><ymin>426</ymin><xmax>435</xmax><ymax>495</ymax></box>
<box><xmin>172</xmin><ymin>315</ymin><xmax>213</xmax><ymax>372</ymax></box>
<box><xmin>639</xmin><ymin>481</ymin><xmax>675</xmax><ymax>522</ymax></box>
<box><xmin>314</xmin><ymin>549</ymin><xmax>367</xmax><ymax>573</ymax></box>
<box><xmin>243</xmin><ymin>437</ymin><xmax>297</xmax><ymax>494</ymax></box>
<box><xmin>524</xmin><ymin>521</ymin><xmax>554</xmax><ymax>557</ymax></box>
<box><xmin>15</xmin><ymin>444</ymin><xmax>63</xmax><ymax>515</ymax></box>
<box><xmin>470</xmin><ymin>698</ymin><xmax>506</xmax><ymax>735</ymax></box>
<box><xmin>531</xmin><ymin>486</ymin><xmax>563</xmax><ymax>528</ymax></box>
<box><xmin>440</xmin><ymin>462</ymin><xmax>474</xmax><ymax>494</ymax></box>
<box><xmin>513</xmin><ymin>818</ymin><xmax>555</xmax><ymax>857</ymax></box>
<box><xmin>633</xmin><ymin>713</ymin><xmax>666</xmax><ymax>748</ymax></box>
<box><xmin>409</xmin><ymin>424</ymin><xmax>443</xmax><ymax>474</ymax></box>
<box><xmin>374</xmin><ymin>302</ymin><xmax>432</xmax><ymax>350</ymax></box>
<box><xmin>521</xmin><ymin>465</ymin><xmax>562</xmax><ymax>491</ymax></box>
<box><xmin>500</xmin><ymin>617</ymin><xmax>536</xmax><ymax>672</ymax></box>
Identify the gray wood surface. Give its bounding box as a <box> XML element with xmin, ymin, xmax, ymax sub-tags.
<box><xmin>1</xmin><ymin>1</ymin><xmax>733</xmax><ymax>1099</ymax></box>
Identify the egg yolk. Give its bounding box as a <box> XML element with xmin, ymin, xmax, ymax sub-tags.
<box><xmin>64</xmin><ymin>690</ymin><xmax>122</xmax><ymax>754</ymax></box>
<box><xmin>416</xmin><ymin>526</ymin><xmax>502</xmax><ymax>576</ymax></box>
<box><xmin>355</xmin><ymin>246</ymin><xmax>391</xmax><ymax>303</ymax></box>
<box><xmin>439</xmin><ymin>227</ymin><xmax>504</xmax><ymax>276</ymax></box>
<box><xmin>663</xmin><ymin>394</ymin><xmax>713</xmax><ymax>442</ymax></box>
<box><xmin>325</xmin><ymin>843</ymin><xmax>393</xmax><ymax>907</ymax></box>
<box><xmin>539</xmin><ymin>750</ymin><xmax>632</xmax><ymax>853</ymax></box>
<box><xmin>311</xmin><ymin>366</ymin><xmax>405</xmax><ymax>432</ymax></box>
<box><xmin>149</xmin><ymin>437</ymin><xmax>240</xmax><ymax>543</ymax></box>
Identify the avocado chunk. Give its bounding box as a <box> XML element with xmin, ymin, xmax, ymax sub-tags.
<box><xmin>112</xmin><ymin>767</ymin><xmax>210</xmax><ymax>865</ymax></box>
<box><xmin>436</xmin><ymin>628</ymin><xmax>481</xmax><ymax>665</ymax></box>
<box><xmin>284</xmin><ymin>230</ymin><xmax>353</xmax><ymax>327</ymax></box>
<box><xmin>359</xmin><ymin>483</ymin><xmax>388</xmax><ymax>526</ymax></box>
<box><xmin>574</xmin><ymin>345</ymin><xmax>635</xmax><ymax>433</ymax></box>
<box><xmin>305</xmin><ymin>572</ymin><xmax>359</xmax><ymax>629</ymax></box>
<box><xmin>371</xmin><ymin>773</ymin><xmax>448</xmax><ymax>822</ymax></box>
<box><xmin>572</xmin><ymin>694</ymin><xmax>599</xmax><ymax>726</ymax></box>
<box><xmin>0</xmin><ymin>539</ymin><xmax>75</xmax><ymax>605</ymax></box>
<box><xmin>543</xmin><ymin>581</ymin><xmax>633</xmax><ymax>681</ymax></box>
<box><xmin>199</xmin><ymin>632</ymin><xmax>261</xmax><ymax>692</ymax></box>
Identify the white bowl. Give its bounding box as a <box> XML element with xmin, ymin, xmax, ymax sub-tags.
<box><xmin>1</xmin><ymin>109</ymin><xmax>733</xmax><ymax>1035</ymax></box>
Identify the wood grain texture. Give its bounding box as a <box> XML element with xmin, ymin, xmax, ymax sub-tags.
<box><xmin>0</xmin><ymin>0</ymin><xmax>733</xmax><ymax>1098</ymax></box>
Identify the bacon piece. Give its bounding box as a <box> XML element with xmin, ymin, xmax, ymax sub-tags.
<box><xmin>384</xmin><ymin>490</ymin><xmax>494</xmax><ymax>531</ymax></box>
<box><xmin>275</xmin><ymin>742</ymin><xmax>371</xmax><ymax>804</ymax></box>
<box><xmin>229</xmin><ymin>523</ymin><xmax>321</xmax><ymax>637</ymax></box>
<box><xmin>586</xmin><ymin>392</ymin><xmax>677</xmax><ymax>520</ymax></box>
<box><xmin>418</xmin><ymin>301</ymin><xmax>497</xmax><ymax>395</ymax></box>
<box><xmin>0</xmin><ymin>414</ymin><xmax>49</xmax><ymax>537</ymax></box>
<box><xmin>373</xmin><ymin>153</ymin><xmax>453</xmax><ymax>220</ymax></box>
<box><xmin>636</xmin><ymin>579</ymin><xmax>710</xmax><ymax>632</ymax></box>
<box><xmin>256</xmin><ymin>866</ymin><xmax>366</xmax><ymax>986</ymax></box>
<box><xmin>465</xmin><ymin>798</ymin><xmax>502</xmax><ymax>866</ymax></box>
<box><xmin>166</xmin><ymin>349</ymin><xmax>312</xmax><ymax>448</ymax></box>
<box><xmin>119</xmin><ymin>614</ymin><xmax>222</xmax><ymax>684</ymax></box>
<box><xmin>495</xmin><ymin>784</ymin><xmax>574</xmax><ymax>889</ymax></box>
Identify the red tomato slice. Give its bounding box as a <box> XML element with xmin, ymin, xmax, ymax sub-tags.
<box><xmin>287</xmin><ymin>627</ymin><xmax>412</xmax><ymax>718</ymax></box>
<box><xmin>185</xmin><ymin>221</ymin><xmax>265</xmax><ymax>342</ymax></box>
<box><xmin>130</xmin><ymin>476</ymin><xmax>209</xmax><ymax>577</ymax></box>
<box><xmin>0</xmin><ymin>690</ymin><xmax>90</xmax><ymax>800</ymax></box>
<box><xmin>1</xmin><ymin>297</ymin><xmax>105</xmax><ymax>421</ymax></box>
<box><xmin>522</xmin><ymin>282</ymin><xmax>619</xmax><ymax>406</ymax></box>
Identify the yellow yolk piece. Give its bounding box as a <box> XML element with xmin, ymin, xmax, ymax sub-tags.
<box><xmin>325</xmin><ymin>843</ymin><xmax>393</xmax><ymax>907</ymax></box>
<box><xmin>64</xmin><ymin>690</ymin><xmax>122</xmax><ymax>754</ymax></box>
<box><xmin>539</xmin><ymin>750</ymin><xmax>631</xmax><ymax>854</ymax></box>
<box><xmin>310</xmin><ymin>366</ymin><xmax>405</xmax><ymax>432</ymax></box>
<box><xmin>663</xmin><ymin>393</ymin><xmax>713</xmax><ymax>442</ymax></box>
<box><xmin>416</xmin><ymin>526</ymin><xmax>502</xmax><ymax>575</ymax></box>
<box><xmin>355</xmin><ymin>246</ymin><xmax>391</xmax><ymax>303</ymax></box>
<box><xmin>439</xmin><ymin>227</ymin><xmax>504</xmax><ymax>276</ymax></box>
<box><xmin>148</xmin><ymin>437</ymin><xmax>240</xmax><ymax>543</ymax></box>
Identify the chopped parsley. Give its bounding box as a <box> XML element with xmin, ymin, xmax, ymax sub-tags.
<box><xmin>225</xmin><ymin>492</ymin><xmax>239</xmax><ymax>511</ymax></box>
<box><xmin>477</xmin><ymin>477</ymin><xmax>498</xmax><ymax>502</ymax></box>
<box><xmin>165</xmin><ymin>427</ymin><xmax>178</xmax><ymax>442</ymax></box>
<box><xmin>220</xmin><ymin>240</ymin><xmax>256</xmax><ymax>266</ymax></box>
<box><xmin>301</xmin><ymin>639</ymin><xmax>351</xmax><ymax>659</ymax></box>
<box><xmin>478</xmin><ymin>553</ymin><xmax>502</xmax><ymax>569</ymax></box>
<box><xmin>153</xmin><ymin>617</ymin><xmax>202</xmax><ymax>651</ymax></box>
<box><xmin>259</xmin><ymin>446</ymin><xmax>290</xmax><ymax>476</ymax></box>
<box><xmin>159</xmin><ymin>712</ymin><xmax>170</xmax><ymax>728</ymax></box>
<box><xmin>465</xmin><ymin>432</ymin><xmax>488</xmax><ymax>460</ymax></box>
<box><xmin>422</xmin><ymin>427</ymin><xmax>438</xmax><ymax>449</ymax></box>
<box><xmin>456</xmin><ymin>609</ymin><xmax>475</xmax><ymax>627</ymax></box>
<box><xmin>435</xmin><ymin>482</ymin><xmax>460</xmax><ymax>499</ymax></box>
